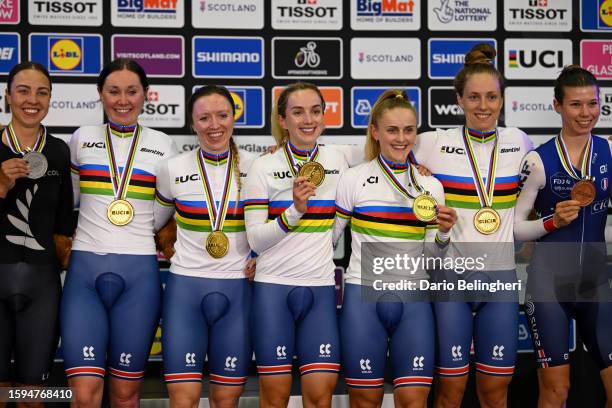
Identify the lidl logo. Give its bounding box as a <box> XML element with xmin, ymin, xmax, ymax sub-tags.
<box><xmin>29</xmin><ymin>33</ymin><xmax>102</xmax><ymax>76</ymax></box>
<box><xmin>272</xmin><ymin>86</ymin><xmax>343</xmax><ymax>128</ymax></box>
<box><xmin>351</xmin><ymin>87</ymin><xmax>421</xmax><ymax>128</ymax></box>
<box><xmin>581</xmin><ymin>0</ymin><xmax>612</xmax><ymax>30</ymax></box>
<box><xmin>227</xmin><ymin>86</ymin><xmax>264</xmax><ymax>128</ymax></box>
<box><xmin>50</xmin><ymin>38</ymin><xmax>82</xmax><ymax>71</ymax></box>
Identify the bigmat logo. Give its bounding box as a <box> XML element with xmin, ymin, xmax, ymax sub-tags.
<box><xmin>272</xmin><ymin>37</ymin><xmax>342</xmax><ymax>79</ymax></box>
<box><xmin>139</xmin><ymin>85</ymin><xmax>185</xmax><ymax>129</ymax></box>
<box><xmin>505</xmin><ymin>0</ymin><xmax>571</xmax><ymax>32</ymax></box>
<box><xmin>0</xmin><ymin>0</ymin><xmax>19</xmax><ymax>24</ymax></box>
<box><xmin>193</xmin><ymin>36</ymin><xmax>264</xmax><ymax>79</ymax></box>
<box><xmin>428</xmin><ymin>87</ymin><xmax>464</xmax><ymax>128</ymax></box>
<box><xmin>504</xmin><ymin>39</ymin><xmax>572</xmax><ymax>80</ymax></box>
<box><xmin>351</xmin><ymin>0</ymin><xmax>420</xmax><ymax>30</ymax></box>
<box><xmin>428</xmin><ymin>38</ymin><xmax>496</xmax><ymax>79</ymax></box>
<box><xmin>505</xmin><ymin>87</ymin><xmax>560</xmax><ymax>128</ymax></box>
<box><xmin>598</xmin><ymin>87</ymin><xmax>612</xmax><ymax>127</ymax></box>
<box><xmin>351</xmin><ymin>87</ymin><xmax>421</xmax><ymax>128</ymax></box>
<box><xmin>29</xmin><ymin>33</ymin><xmax>102</xmax><ymax>76</ymax></box>
<box><xmin>272</xmin><ymin>86</ymin><xmax>343</xmax><ymax>128</ymax></box>
<box><xmin>428</xmin><ymin>0</ymin><xmax>496</xmax><ymax>31</ymax></box>
<box><xmin>29</xmin><ymin>0</ymin><xmax>103</xmax><ymax>26</ymax></box>
<box><xmin>351</xmin><ymin>37</ymin><xmax>420</xmax><ymax>79</ymax></box>
<box><xmin>0</xmin><ymin>33</ymin><xmax>19</xmax><ymax>75</ymax></box>
<box><xmin>272</xmin><ymin>0</ymin><xmax>342</xmax><ymax>30</ymax></box>
<box><xmin>112</xmin><ymin>35</ymin><xmax>184</xmax><ymax>78</ymax></box>
<box><xmin>581</xmin><ymin>0</ymin><xmax>612</xmax><ymax>31</ymax></box>
<box><xmin>112</xmin><ymin>0</ymin><xmax>184</xmax><ymax>28</ymax></box>
<box><xmin>581</xmin><ymin>40</ymin><xmax>612</xmax><ymax>79</ymax></box>
<box><xmin>192</xmin><ymin>0</ymin><xmax>264</xmax><ymax>29</ymax></box>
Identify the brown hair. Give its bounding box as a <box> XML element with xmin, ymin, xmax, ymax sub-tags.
<box><xmin>454</xmin><ymin>43</ymin><xmax>503</xmax><ymax>97</ymax></box>
<box><xmin>554</xmin><ymin>64</ymin><xmax>599</xmax><ymax>103</ymax></box>
<box><xmin>365</xmin><ymin>89</ymin><xmax>417</xmax><ymax>161</ymax></box>
<box><xmin>271</xmin><ymin>82</ymin><xmax>326</xmax><ymax>147</ymax></box>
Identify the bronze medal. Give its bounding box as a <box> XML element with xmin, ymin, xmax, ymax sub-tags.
<box><xmin>298</xmin><ymin>161</ymin><xmax>325</xmax><ymax>187</ymax></box>
<box><xmin>206</xmin><ymin>230</ymin><xmax>229</xmax><ymax>258</ymax></box>
<box><xmin>107</xmin><ymin>199</ymin><xmax>134</xmax><ymax>226</ymax></box>
<box><xmin>413</xmin><ymin>194</ymin><xmax>437</xmax><ymax>222</ymax></box>
<box><xmin>570</xmin><ymin>179</ymin><xmax>596</xmax><ymax>207</ymax></box>
<box><xmin>473</xmin><ymin>207</ymin><xmax>501</xmax><ymax>235</ymax></box>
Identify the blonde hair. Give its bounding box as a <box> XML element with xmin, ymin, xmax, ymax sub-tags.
<box><xmin>271</xmin><ymin>82</ymin><xmax>326</xmax><ymax>147</ymax></box>
<box><xmin>365</xmin><ymin>89</ymin><xmax>417</xmax><ymax>161</ymax></box>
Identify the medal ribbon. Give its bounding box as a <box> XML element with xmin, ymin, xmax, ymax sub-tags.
<box><xmin>197</xmin><ymin>148</ymin><xmax>234</xmax><ymax>232</ymax></box>
<box><xmin>554</xmin><ymin>133</ymin><xmax>593</xmax><ymax>181</ymax></box>
<box><xmin>376</xmin><ymin>154</ymin><xmax>423</xmax><ymax>200</ymax></box>
<box><xmin>283</xmin><ymin>142</ymin><xmax>320</xmax><ymax>177</ymax></box>
<box><xmin>105</xmin><ymin>124</ymin><xmax>141</xmax><ymax>200</ymax></box>
<box><xmin>461</xmin><ymin>126</ymin><xmax>499</xmax><ymax>208</ymax></box>
<box><xmin>5</xmin><ymin>122</ymin><xmax>46</xmax><ymax>155</ymax></box>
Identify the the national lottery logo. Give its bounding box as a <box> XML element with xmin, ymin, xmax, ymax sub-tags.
<box><xmin>29</xmin><ymin>33</ymin><xmax>103</xmax><ymax>76</ymax></box>
<box><xmin>112</xmin><ymin>0</ymin><xmax>184</xmax><ymax>28</ymax></box>
<box><xmin>428</xmin><ymin>0</ymin><xmax>496</xmax><ymax>31</ymax></box>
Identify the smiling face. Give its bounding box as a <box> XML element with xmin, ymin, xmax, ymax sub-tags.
<box><xmin>278</xmin><ymin>89</ymin><xmax>325</xmax><ymax>150</ymax></box>
<box><xmin>554</xmin><ymin>85</ymin><xmax>600</xmax><ymax>139</ymax></box>
<box><xmin>98</xmin><ymin>69</ymin><xmax>146</xmax><ymax>126</ymax></box>
<box><xmin>6</xmin><ymin>69</ymin><xmax>51</xmax><ymax>130</ymax></box>
<box><xmin>191</xmin><ymin>92</ymin><xmax>234</xmax><ymax>154</ymax></box>
<box><xmin>371</xmin><ymin>107</ymin><xmax>417</xmax><ymax>164</ymax></box>
<box><xmin>457</xmin><ymin>72</ymin><xmax>503</xmax><ymax>132</ymax></box>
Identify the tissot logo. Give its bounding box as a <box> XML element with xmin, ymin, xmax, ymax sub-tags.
<box><xmin>272</xmin><ymin>37</ymin><xmax>342</xmax><ymax>79</ymax></box>
<box><xmin>29</xmin><ymin>0</ymin><xmax>103</xmax><ymax>26</ymax></box>
<box><xmin>505</xmin><ymin>0</ymin><xmax>571</xmax><ymax>32</ymax></box>
<box><xmin>428</xmin><ymin>87</ymin><xmax>464</xmax><ymax>128</ymax></box>
<box><xmin>139</xmin><ymin>85</ymin><xmax>185</xmax><ymax>128</ymax></box>
<box><xmin>351</xmin><ymin>0</ymin><xmax>420</xmax><ymax>30</ymax></box>
<box><xmin>505</xmin><ymin>87</ymin><xmax>560</xmax><ymax>128</ymax></box>
<box><xmin>272</xmin><ymin>0</ymin><xmax>342</xmax><ymax>30</ymax></box>
<box><xmin>598</xmin><ymin>88</ymin><xmax>612</xmax><ymax>126</ymax></box>
<box><xmin>504</xmin><ymin>39</ymin><xmax>572</xmax><ymax>79</ymax></box>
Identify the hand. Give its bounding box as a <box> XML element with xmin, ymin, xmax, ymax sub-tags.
<box><xmin>293</xmin><ymin>176</ymin><xmax>316</xmax><ymax>213</ymax></box>
<box><xmin>244</xmin><ymin>258</ymin><xmax>256</xmax><ymax>281</ymax></box>
<box><xmin>155</xmin><ymin>218</ymin><xmax>177</xmax><ymax>260</ymax></box>
<box><xmin>0</xmin><ymin>158</ymin><xmax>29</xmax><ymax>198</ymax></box>
<box><xmin>552</xmin><ymin>200</ymin><xmax>581</xmax><ymax>228</ymax></box>
<box><xmin>415</xmin><ymin>164</ymin><xmax>432</xmax><ymax>177</ymax></box>
<box><xmin>436</xmin><ymin>205</ymin><xmax>457</xmax><ymax>233</ymax></box>
<box><xmin>53</xmin><ymin>234</ymin><xmax>72</xmax><ymax>270</ymax></box>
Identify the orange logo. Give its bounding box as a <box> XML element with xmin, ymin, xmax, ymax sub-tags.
<box><xmin>272</xmin><ymin>86</ymin><xmax>343</xmax><ymax>128</ymax></box>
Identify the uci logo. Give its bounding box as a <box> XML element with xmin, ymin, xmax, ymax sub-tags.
<box><xmin>440</xmin><ymin>146</ymin><xmax>465</xmax><ymax>155</ymax></box>
<box><xmin>273</xmin><ymin>171</ymin><xmax>293</xmax><ymax>180</ymax></box>
<box><xmin>50</xmin><ymin>38</ymin><xmax>82</xmax><ymax>71</ymax></box>
<box><xmin>82</xmin><ymin>142</ymin><xmax>105</xmax><ymax>149</ymax></box>
<box><xmin>175</xmin><ymin>174</ymin><xmax>199</xmax><ymax>184</ymax></box>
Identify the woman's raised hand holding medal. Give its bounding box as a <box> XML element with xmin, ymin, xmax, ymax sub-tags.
<box><xmin>293</xmin><ymin>176</ymin><xmax>316</xmax><ymax>213</ymax></box>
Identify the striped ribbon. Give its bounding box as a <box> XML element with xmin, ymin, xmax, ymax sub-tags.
<box><xmin>554</xmin><ymin>132</ymin><xmax>592</xmax><ymax>181</ymax></box>
<box><xmin>196</xmin><ymin>148</ymin><xmax>233</xmax><ymax>232</ymax></box>
<box><xmin>283</xmin><ymin>142</ymin><xmax>320</xmax><ymax>177</ymax></box>
<box><xmin>376</xmin><ymin>154</ymin><xmax>423</xmax><ymax>200</ymax></box>
<box><xmin>461</xmin><ymin>126</ymin><xmax>499</xmax><ymax>208</ymax></box>
<box><xmin>105</xmin><ymin>123</ymin><xmax>141</xmax><ymax>200</ymax></box>
<box><xmin>5</xmin><ymin>122</ymin><xmax>46</xmax><ymax>155</ymax></box>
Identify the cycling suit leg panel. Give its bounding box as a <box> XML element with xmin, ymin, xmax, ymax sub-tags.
<box><xmin>433</xmin><ymin>301</ymin><xmax>473</xmax><ymax>377</ymax></box>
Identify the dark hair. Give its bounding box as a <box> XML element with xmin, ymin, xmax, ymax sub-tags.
<box><xmin>554</xmin><ymin>65</ymin><xmax>599</xmax><ymax>103</ymax></box>
<box><xmin>454</xmin><ymin>43</ymin><xmax>503</xmax><ymax>97</ymax></box>
<box><xmin>7</xmin><ymin>61</ymin><xmax>52</xmax><ymax>93</ymax></box>
<box><xmin>97</xmin><ymin>58</ymin><xmax>149</xmax><ymax>90</ymax></box>
<box><xmin>187</xmin><ymin>85</ymin><xmax>235</xmax><ymax>126</ymax></box>
<box><xmin>271</xmin><ymin>82</ymin><xmax>326</xmax><ymax>146</ymax></box>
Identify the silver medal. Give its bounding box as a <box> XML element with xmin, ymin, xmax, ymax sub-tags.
<box><xmin>24</xmin><ymin>151</ymin><xmax>48</xmax><ymax>179</ymax></box>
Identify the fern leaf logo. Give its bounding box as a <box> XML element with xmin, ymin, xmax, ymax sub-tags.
<box><xmin>6</xmin><ymin>184</ymin><xmax>44</xmax><ymax>250</ymax></box>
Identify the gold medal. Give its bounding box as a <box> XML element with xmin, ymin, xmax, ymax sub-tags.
<box><xmin>473</xmin><ymin>207</ymin><xmax>501</xmax><ymax>235</ymax></box>
<box><xmin>107</xmin><ymin>199</ymin><xmax>134</xmax><ymax>226</ymax></box>
<box><xmin>570</xmin><ymin>179</ymin><xmax>596</xmax><ymax>207</ymax></box>
<box><xmin>298</xmin><ymin>161</ymin><xmax>325</xmax><ymax>187</ymax></box>
<box><xmin>413</xmin><ymin>194</ymin><xmax>437</xmax><ymax>222</ymax></box>
<box><xmin>206</xmin><ymin>230</ymin><xmax>229</xmax><ymax>258</ymax></box>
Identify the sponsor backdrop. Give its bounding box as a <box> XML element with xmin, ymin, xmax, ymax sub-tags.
<box><xmin>1</xmin><ymin>1</ymin><xmax>611</xmax><ymax>402</ymax></box>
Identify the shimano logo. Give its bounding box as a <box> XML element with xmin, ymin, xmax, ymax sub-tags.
<box><xmin>196</xmin><ymin>52</ymin><xmax>260</xmax><ymax>63</ymax></box>
<box><xmin>432</xmin><ymin>53</ymin><xmax>464</xmax><ymax>64</ymax></box>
